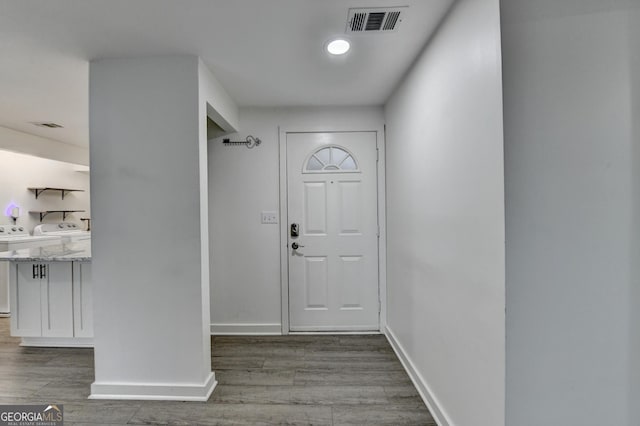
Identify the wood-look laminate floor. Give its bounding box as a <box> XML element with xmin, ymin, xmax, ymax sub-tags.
<box><xmin>0</xmin><ymin>318</ymin><xmax>435</xmax><ymax>425</ymax></box>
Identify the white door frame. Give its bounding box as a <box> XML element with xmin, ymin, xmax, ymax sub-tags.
<box><xmin>278</xmin><ymin>126</ymin><xmax>387</xmax><ymax>334</ymax></box>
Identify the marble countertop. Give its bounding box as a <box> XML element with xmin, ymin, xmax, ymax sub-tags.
<box><xmin>0</xmin><ymin>240</ymin><xmax>91</xmax><ymax>262</ymax></box>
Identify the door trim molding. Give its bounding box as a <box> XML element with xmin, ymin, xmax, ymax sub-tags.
<box><xmin>278</xmin><ymin>126</ymin><xmax>290</xmax><ymax>334</ymax></box>
<box><xmin>278</xmin><ymin>127</ymin><xmax>387</xmax><ymax>335</ymax></box>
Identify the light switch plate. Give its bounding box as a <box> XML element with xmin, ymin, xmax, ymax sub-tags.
<box><xmin>261</xmin><ymin>211</ymin><xmax>278</xmax><ymax>224</ymax></box>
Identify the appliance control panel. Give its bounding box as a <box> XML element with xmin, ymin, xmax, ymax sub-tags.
<box><xmin>34</xmin><ymin>222</ymin><xmax>82</xmax><ymax>235</ymax></box>
<box><xmin>0</xmin><ymin>225</ymin><xmax>27</xmax><ymax>236</ymax></box>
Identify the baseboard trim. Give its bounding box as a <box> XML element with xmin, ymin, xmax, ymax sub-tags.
<box><xmin>210</xmin><ymin>323</ymin><xmax>282</xmax><ymax>335</ymax></box>
<box><xmin>385</xmin><ymin>326</ymin><xmax>453</xmax><ymax>426</ymax></box>
<box><xmin>21</xmin><ymin>337</ymin><xmax>94</xmax><ymax>348</ymax></box>
<box><xmin>290</xmin><ymin>331</ymin><xmax>381</xmax><ymax>335</ymax></box>
<box><xmin>290</xmin><ymin>325</ymin><xmax>379</xmax><ymax>332</ymax></box>
<box><xmin>89</xmin><ymin>372</ymin><xmax>217</xmax><ymax>402</ymax></box>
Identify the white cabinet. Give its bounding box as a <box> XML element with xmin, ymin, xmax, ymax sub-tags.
<box><xmin>42</xmin><ymin>263</ymin><xmax>74</xmax><ymax>337</ymax></box>
<box><xmin>9</xmin><ymin>261</ymin><xmax>92</xmax><ymax>346</ymax></box>
<box><xmin>72</xmin><ymin>262</ymin><xmax>93</xmax><ymax>338</ymax></box>
<box><xmin>10</xmin><ymin>263</ymin><xmax>44</xmax><ymax>337</ymax></box>
<box><xmin>0</xmin><ymin>261</ymin><xmax>9</xmax><ymax>315</ymax></box>
<box><xmin>10</xmin><ymin>262</ymin><xmax>73</xmax><ymax>338</ymax></box>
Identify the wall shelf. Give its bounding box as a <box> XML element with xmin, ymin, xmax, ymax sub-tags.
<box><xmin>28</xmin><ymin>187</ymin><xmax>84</xmax><ymax>200</ymax></box>
<box><xmin>29</xmin><ymin>210</ymin><xmax>86</xmax><ymax>222</ymax></box>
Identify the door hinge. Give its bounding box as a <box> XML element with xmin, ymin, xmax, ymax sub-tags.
<box><xmin>376</xmin><ymin>147</ymin><xmax>379</xmax><ymax>162</ymax></box>
<box><xmin>377</xmin><ymin>225</ymin><xmax>380</xmax><ymax>238</ymax></box>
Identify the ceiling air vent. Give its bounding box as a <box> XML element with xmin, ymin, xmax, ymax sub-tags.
<box><xmin>31</xmin><ymin>122</ymin><xmax>64</xmax><ymax>129</ymax></box>
<box><xmin>346</xmin><ymin>7</ymin><xmax>407</xmax><ymax>33</ymax></box>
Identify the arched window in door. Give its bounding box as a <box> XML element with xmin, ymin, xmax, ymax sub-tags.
<box><xmin>304</xmin><ymin>145</ymin><xmax>359</xmax><ymax>173</ymax></box>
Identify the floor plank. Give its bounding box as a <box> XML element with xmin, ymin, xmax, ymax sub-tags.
<box><xmin>129</xmin><ymin>401</ymin><xmax>334</xmax><ymax>425</ymax></box>
<box><xmin>211</xmin><ymin>385</ymin><xmax>388</xmax><ymax>405</ymax></box>
<box><xmin>332</xmin><ymin>403</ymin><xmax>437</xmax><ymax>426</ymax></box>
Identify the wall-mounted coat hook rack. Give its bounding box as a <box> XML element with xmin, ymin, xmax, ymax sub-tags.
<box><xmin>223</xmin><ymin>135</ymin><xmax>262</xmax><ymax>149</ymax></box>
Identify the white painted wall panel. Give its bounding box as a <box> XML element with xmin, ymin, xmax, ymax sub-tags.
<box><xmin>198</xmin><ymin>57</ymin><xmax>238</xmax><ymax>380</ymax></box>
<box><xmin>90</xmin><ymin>56</ymin><xmax>213</xmax><ymax>397</ymax></box>
<box><xmin>384</xmin><ymin>0</ymin><xmax>505</xmax><ymax>424</ymax></box>
<box><xmin>207</xmin><ymin>107</ymin><xmax>383</xmax><ymax>330</ymax></box>
<box><xmin>502</xmin><ymin>2</ymin><xmax>639</xmax><ymax>425</ymax></box>
<box><xmin>631</xmin><ymin>9</ymin><xmax>640</xmax><ymax>426</ymax></box>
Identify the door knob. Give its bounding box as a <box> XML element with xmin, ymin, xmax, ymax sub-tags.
<box><xmin>291</xmin><ymin>242</ymin><xmax>305</xmax><ymax>250</ymax></box>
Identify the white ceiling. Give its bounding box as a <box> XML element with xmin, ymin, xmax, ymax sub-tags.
<box><xmin>0</xmin><ymin>0</ymin><xmax>454</xmax><ymax>147</ymax></box>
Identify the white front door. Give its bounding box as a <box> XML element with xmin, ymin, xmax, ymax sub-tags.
<box><xmin>286</xmin><ymin>131</ymin><xmax>379</xmax><ymax>331</ymax></box>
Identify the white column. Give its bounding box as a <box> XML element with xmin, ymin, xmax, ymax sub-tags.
<box><xmin>502</xmin><ymin>3</ymin><xmax>637</xmax><ymax>424</ymax></box>
<box><xmin>88</xmin><ymin>55</ymin><xmax>233</xmax><ymax>401</ymax></box>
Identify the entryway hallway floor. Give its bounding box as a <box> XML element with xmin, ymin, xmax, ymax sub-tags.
<box><xmin>0</xmin><ymin>318</ymin><xmax>435</xmax><ymax>425</ymax></box>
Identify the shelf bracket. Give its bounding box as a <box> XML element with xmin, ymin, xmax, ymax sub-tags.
<box><xmin>30</xmin><ymin>210</ymin><xmax>85</xmax><ymax>222</ymax></box>
<box><xmin>29</xmin><ymin>187</ymin><xmax>83</xmax><ymax>200</ymax></box>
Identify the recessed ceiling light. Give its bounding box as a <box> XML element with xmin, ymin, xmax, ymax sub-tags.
<box><xmin>326</xmin><ymin>38</ymin><xmax>350</xmax><ymax>56</ymax></box>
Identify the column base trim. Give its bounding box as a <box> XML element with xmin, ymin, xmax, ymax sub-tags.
<box><xmin>89</xmin><ymin>372</ymin><xmax>217</xmax><ymax>402</ymax></box>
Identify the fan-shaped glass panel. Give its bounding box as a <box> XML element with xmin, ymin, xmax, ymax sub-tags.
<box><xmin>340</xmin><ymin>156</ymin><xmax>357</xmax><ymax>171</ymax></box>
<box><xmin>304</xmin><ymin>145</ymin><xmax>359</xmax><ymax>173</ymax></box>
<box><xmin>331</xmin><ymin>147</ymin><xmax>349</xmax><ymax>165</ymax></box>
<box><xmin>315</xmin><ymin>148</ymin><xmax>331</xmax><ymax>165</ymax></box>
<box><xmin>307</xmin><ymin>156</ymin><xmax>324</xmax><ymax>171</ymax></box>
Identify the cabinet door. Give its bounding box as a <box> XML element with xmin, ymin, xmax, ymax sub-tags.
<box><xmin>73</xmin><ymin>262</ymin><xmax>93</xmax><ymax>338</ymax></box>
<box><xmin>41</xmin><ymin>263</ymin><xmax>74</xmax><ymax>338</ymax></box>
<box><xmin>10</xmin><ymin>263</ymin><xmax>42</xmax><ymax>337</ymax></box>
<box><xmin>0</xmin><ymin>261</ymin><xmax>10</xmax><ymax>314</ymax></box>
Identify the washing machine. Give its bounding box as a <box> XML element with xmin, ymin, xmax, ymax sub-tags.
<box><xmin>34</xmin><ymin>222</ymin><xmax>91</xmax><ymax>242</ymax></box>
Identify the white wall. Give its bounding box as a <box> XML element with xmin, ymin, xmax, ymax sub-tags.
<box><xmin>208</xmin><ymin>106</ymin><xmax>384</xmax><ymax>333</ymax></box>
<box><xmin>501</xmin><ymin>2</ymin><xmax>638</xmax><ymax>425</ymax></box>
<box><xmin>0</xmin><ymin>125</ymin><xmax>88</xmax><ymax>166</ymax></box>
<box><xmin>0</xmin><ymin>149</ymin><xmax>90</xmax><ymax>231</ymax></box>
<box><xmin>631</xmin><ymin>9</ymin><xmax>640</xmax><ymax>426</ymax></box>
<box><xmin>197</xmin><ymin>57</ymin><xmax>238</xmax><ymax>373</ymax></box>
<box><xmin>384</xmin><ymin>0</ymin><xmax>505</xmax><ymax>425</ymax></box>
<box><xmin>89</xmin><ymin>55</ymin><xmax>222</xmax><ymax>400</ymax></box>
<box><xmin>198</xmin><ymin>59</ymin><xmax>239</xmax><ymax>134</ymax></box>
